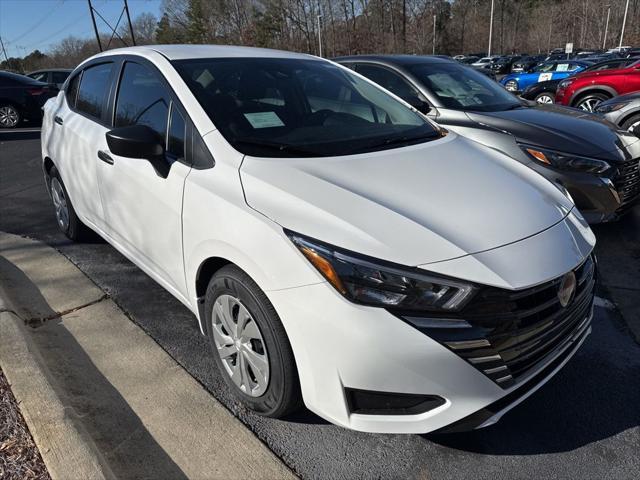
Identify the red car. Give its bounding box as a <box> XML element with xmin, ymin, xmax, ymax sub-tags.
<box><xmin>555</xmin><ymin>60</ymin><xmax>640</xmax><ymax>112</ymax></box>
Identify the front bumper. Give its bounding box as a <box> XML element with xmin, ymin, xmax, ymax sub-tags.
<box><xmin>267</xmin><ymin>217</ymin><xmax>595</xmax><ymax>434</ymax></box>
<box><xmin>527</xmin><ymin>160</ymin><xmax>640</xmax><ymax>223</ymax></box>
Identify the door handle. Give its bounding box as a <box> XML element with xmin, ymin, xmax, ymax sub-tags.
<box><xmin>97</xmin><ymin>150</ymin><xmax>114</xmax><ymax>165</ymax></box>
<box><xmin>54</xmin><ymin>115</ymin><xmax>63</xmax><ymax>125</ymax></box>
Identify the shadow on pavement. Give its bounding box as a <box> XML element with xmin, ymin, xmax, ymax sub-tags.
<box><xmin>0</xmin><ymin>130</ymin><xmax>41</xmax><ymax>141</ymax></box>
<box><xmin>0</xmin><ymin>256</ymin><xmax>188</xmax><ymax>480</ymax></box>
<box><xmin>427</xmin><ymin>308</ymin><xmax>640</xmax><ymax>455</ymax></box>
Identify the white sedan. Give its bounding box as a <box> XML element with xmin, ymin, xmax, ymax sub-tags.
<box><xmin>41</xmin><ymin>45</ymin><xmax>595</xmax><ymax>434</ymax></box>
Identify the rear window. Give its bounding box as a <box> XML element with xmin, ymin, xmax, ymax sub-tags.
<box><xmin>76</xmin><ymin>63</ymin><xmax>113</xmax><ymax>120</ymax></box>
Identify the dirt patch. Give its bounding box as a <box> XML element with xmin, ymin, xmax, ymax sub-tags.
<box><xmin>0</xmin><ymin>367</ymin><xmax>50</xmax><ymax>480</ymax></box>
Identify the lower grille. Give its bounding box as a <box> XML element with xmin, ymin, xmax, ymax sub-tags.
<box><xmin>399</xmin><ymin>255</ymin><xmax>596</xmax><ymax>389</ymax></box>
<box><xmin>614</xmin><ymin>158</ymin><xmax>640</xmax><ymax>211</ymax></box>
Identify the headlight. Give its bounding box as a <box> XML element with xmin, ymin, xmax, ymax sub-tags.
<box><xmin>558</xmin><ymin>79</ymin><xmax>574</xmax><ymax>89</ymax></box>
<box><xmin>595</xmin><ymin>102</ymin><xmax>628</xmax><ymax>113</ymax></box>
<box><xmin>505</xmin><ymin>80</ymin><xmax>518</xmax><ymax>91</ymax></box>
<box><xmin>286</xmin><ymin>231</ymin><xmax>476</xmax><ymax>312</ymax></box>
<box><xmin>520</xmin><ymin>144</ymin><xmax>611</xmax><ymax>174</ymax></box>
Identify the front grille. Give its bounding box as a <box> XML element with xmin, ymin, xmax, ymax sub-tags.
<box><xmin>400</xmin><ymin>256</ymin><xmax>595</xmax><ymax>389</ymax></box>
<box><xmin>614</xmin><ymin>158</ymin><xmax>640</xmax><ymax>212</ymax></box>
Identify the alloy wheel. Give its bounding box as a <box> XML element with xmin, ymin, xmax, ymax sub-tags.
<box><xmin>0</xmin><ymin>105</ymin><xmax>19</xmax><ymax>128</ymax></box>
<box><xmin>212</xmin><ymin>294</ymin><xmax>269</xmax><ymax>397</ymax></box>
<box><xmin>627</xmin><ymin>119</ymin><xmax>640</xmax><ymax>133</ymax></box>
<box><xmin>50</xmin><ymin>178</ymin><xmax>70</xmax><ymax>231</ymax></box>
<box><xmin>577</xmin><ymin>98</ymin><xmax>603</xmax><ymax>112</ymax></box>
<box><xmin>536</xmin><ymin>94</ymin><xmax>554</xmax><ymax>104</ymax></box>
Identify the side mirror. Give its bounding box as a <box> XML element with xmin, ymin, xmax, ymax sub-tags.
<box><xmin>106</xmin><ymin>125</ymin><xmax>169</xmax><ymax>177</ymax></box>
<box><xmin>406</xmin><ymin>98</ymin><xmax>432</xmax><ymax>115</ymax></box>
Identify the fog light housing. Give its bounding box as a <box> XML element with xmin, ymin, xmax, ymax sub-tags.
<box><xmin>346</xmin><ymin>388</ymin><xmax>446</xmax><ymax>415</ymax></box>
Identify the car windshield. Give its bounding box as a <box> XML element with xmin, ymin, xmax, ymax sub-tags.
<box><xmin>172</xmin><ymin>58</ymin><xmax>440</xmax><ymax>158</ymax></box>
<box><xmin>408</xmin><ymin>63</ymin><xmax>522</xmax><ymax>112</ymax></box>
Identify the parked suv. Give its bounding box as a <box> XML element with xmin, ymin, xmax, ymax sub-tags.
<box><xmin>555</xmin><ymin>60</ymin><xmax>640</xmax><ymax>111</ymax></box>
<box><xmin>43</xmin><ymin>45</ymin><xmax>596</xmax><ymax>434</ymax></box>
<box><xmin>335</xmin><ymin>55</ymin><xmax>640</xmax><ymax>222</ymax></box>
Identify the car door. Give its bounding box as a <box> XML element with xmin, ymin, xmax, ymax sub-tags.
<box><xmin>623</xmin><ymin>64</ymin><xmax>640</xmax><ymax>94</ymax></box>
<box><xmin>96</xmin><ymin>59</ymin><xmax>191</xmax><ymax>299</ymax></box>
<box><xmin>52</xmin><ymin>63</ymin><xmax>114</xmax><ymax>230</ymax></box>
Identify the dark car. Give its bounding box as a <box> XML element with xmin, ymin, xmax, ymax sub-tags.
<box><xmin>27</xmin><ymin>69</ymin><xmax>72</xmax><ymax>89</ymax></box>
<box><xmin>521</xmin><ymin>58</ymin><xmax>640</xmax><ymax>104</ymax></box>
<box><xmin>0</xmin><ymin>71</ymin><xmax>56</xmax><ymax>128</ymax></box>
<box><xmin>596</xmin><ymin>92</ymin><xmax>640</xmax><ymax>136</ymax></box>
<box><xmin>511</xmin><ymin>55</ymin><xmax>545</xmax><ymax>73</ymax></box>
<box><xmin>488</xmin><ymin>55</ymin><xmax>522</xmax><ymax>74</ymax></box>
<box><xmin>334</xmin><ymin>55</ymin><xmax>640</xmax><ymax>222</ymax></box>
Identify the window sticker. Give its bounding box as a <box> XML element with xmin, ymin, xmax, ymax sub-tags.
<box><xmin>243</xmin><ymin>111</ymin><xmax>285</xmax><ymax>129</ymax></box>
<box><xmin>556</xmin><ymin>63</ymin><xmax>569</xmax><ymax>72</ymax></box>
<box><xmin>538</xmin><ymin>72</ymin><xmax>553</xmax><ymax>82</ymax></box>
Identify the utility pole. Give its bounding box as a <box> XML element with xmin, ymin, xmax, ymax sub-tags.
<box><xmin>87</xmin><ymin>0</ymin><xmax>103</xmax><ymax>52</ymax></box>
<box><xmin>619</xmin><ymin>0</ymin><xmax>630</xmax><ymax>48</ymax></box>
<box><xmin>488</xmin><ymin>0</ymin><xmax>494</xmax><ymax>56</ymax></box>
<box><xmin>124</xmin><ymin>0</ymin><xmax>136</xmax><ymax>46</ymax></box>
<box><xmin>316</xmin><ymin>14</ymin><xmax>323</xmax><ymax>57</ymax></box>
<box><xmin>603</xmin><ymin>4</ymin><xmax>611</xmax><ymax>50</ymax></box>
<box><xmin>0</xmin><ymin>36</ymin><xmax>8</xmax><ymax>62</ymax></box>
<box><xmin>432</xmin><ymin>14</ymin><xmax>436</xmax><ymax>55</ymax></box>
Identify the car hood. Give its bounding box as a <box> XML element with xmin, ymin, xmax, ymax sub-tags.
<box><xmin>240</xmin><ymin>134</ymin><xmax>574</xmax><ymax>267</ymax></box>
<box><xmin>465</xmin><ymin>105</ymin><xmax>640</xmax><ymax>161</ymax></box>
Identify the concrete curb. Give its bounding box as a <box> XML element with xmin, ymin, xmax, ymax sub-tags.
<box><xmin>0</xmin><ymin>307</ymin><xmax>115</xmax><ymax>480</ymax></box>
<box><xmin>0</xmin><ymin>232</ymin><xmax>296</xmax><ymax>479</ymax></box>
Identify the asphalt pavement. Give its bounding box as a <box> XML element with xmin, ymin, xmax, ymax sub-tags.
<box><xmin>1</xmin><ymin>131</ymin><xmax>639</xmax><ymax>480</ymax></box>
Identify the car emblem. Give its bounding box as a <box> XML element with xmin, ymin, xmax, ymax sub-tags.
<box><xmin>558</xmin><ymin>272</ymin><xmax>577</xmax><ymax>308</ymax></box>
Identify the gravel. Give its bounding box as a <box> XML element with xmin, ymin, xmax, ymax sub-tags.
<box><xmin>0</xmin><ymin>367</ymin><xmax>51</xmax><ymax>480</ymax></box>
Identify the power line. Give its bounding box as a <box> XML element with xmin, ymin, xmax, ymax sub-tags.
<box><xmin>5</xmin><ymin>0</ymin><xmax>65</xmax><ymax>44</ymax></box>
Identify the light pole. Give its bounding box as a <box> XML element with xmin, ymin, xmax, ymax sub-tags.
<box><xmin>488</xmin><ymin>0</ymin><xmax>495</xmax><ymax>56</ymax></box>
<box><xmin>317</xmin><ymin>14</ymin><xmax>323</xmax><ymax>57</ymax></box>
<box><xmin>619</xmin><ymin>0</ymin><xmax>630</xmax><ymax>48</ymax></box>
<box><xmin>603</xmin><ymin>4</ymin><xmax>611</xmax><ymax>49</ymax></box>
<box><xmin>432</xmin><ymin>14</ymin><xmax>436</xmax><ymax>55</ymax></box>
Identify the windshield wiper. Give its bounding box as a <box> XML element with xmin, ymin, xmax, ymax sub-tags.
<box><xmin>234</xmin><ymin>139</ymin><xmax>319</xmax><ymax>157</ymax></box>
<box><xmin>347</xmin><ymin>131</ymin><xmax>440</xmax><ymax>154</ymax></box>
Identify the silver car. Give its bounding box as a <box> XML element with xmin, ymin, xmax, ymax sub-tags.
<box><xmin>596</xmin><ymin>92</ymin><xmax>640</xmax><ymax>137</ymax></box>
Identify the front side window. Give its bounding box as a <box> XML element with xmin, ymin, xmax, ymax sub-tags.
<box><xmin>76</xmin><ymin>63</ymin><xmax>113</xmax><ymax>119</ymax></box>
<box><xmin>533</xmin><ymin>63</ymin><xmax>555</xmax><ymax>73</ymax></box>
<box><xmin>115</xmin><ymin>62</ymin><xmax>170</xmax><ymax>142</ymax></box>
<box><xmin>409</xmin><ymin>63</ymin><xmax>521</xmax><ymax>112</ymax></box>
<box><xmin>172</xmin><ymin>58</ymin><xmax>438</xmax><ymax>157</ymax></box>
<box><xmin>356</xmin><ymin>64</ymin><xmax>424</xmax><ymax>107</ymax></box>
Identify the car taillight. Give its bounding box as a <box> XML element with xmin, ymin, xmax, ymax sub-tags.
<box><xmin>27</xmin><ymin>87</ymin><xmax>47</xmax><ymax>96</ymax></box>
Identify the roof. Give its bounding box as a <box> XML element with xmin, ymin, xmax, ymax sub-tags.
<box><xmin>91</xmin><ymin>44</ymin><xmax>317</xmax><ymax>61</ymax></box>
<box><xmin>333</xmin><ymin>55</ymin><xmax>456</xmax><ymax>66</ymax></box>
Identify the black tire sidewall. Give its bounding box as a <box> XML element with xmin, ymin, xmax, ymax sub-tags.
<box><xmin>48</xmin><ymin>166</ymin><xmax>85</xmax><ymax>240</ymax></box>
<box><xmin>621</xmin><ymin>114</ymin><xmax>640</xmax><ymax>132</ymax></box>
<box><xmin>204</xmin><ymin>266</ymin><xmax>297</xmax><ymax>416</ymax></box>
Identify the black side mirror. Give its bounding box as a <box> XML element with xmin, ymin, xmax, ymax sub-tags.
<box><xmin>406</xmin><ymin>98</ymin><xmax>432</xmax><ymax>115</ymax></box>
<box><xmin>106</xmin><ymin>125</ymin><xmax>169</xmax><ymax>177</ymax></box>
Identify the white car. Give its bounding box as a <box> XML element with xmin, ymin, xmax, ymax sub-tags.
<box><xmin>41</xmin><ymin>45</ymin><xmax>596</xmax><ymax>434</ymax></box>
<box><xmin>471</xmin><ymin>56</ymin><xmax>498</xmax><ymax>68</ymax></box>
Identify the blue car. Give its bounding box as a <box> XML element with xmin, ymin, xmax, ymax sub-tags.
<box><xmin>500</xmin><ymin>60</ymin><xmax>591</xmax><ymax>94</ymax></box>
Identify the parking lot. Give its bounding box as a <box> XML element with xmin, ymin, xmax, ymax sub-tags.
<box><xmin>1</xmin><ymin>129</ymin><xmax>639</xmax><ymax>480</ymax></box>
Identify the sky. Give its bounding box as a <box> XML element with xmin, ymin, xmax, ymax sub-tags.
<box><xmin>0</xmin><ymin>0</ymin><xmax>163</xmax><ymax>58</ymax></box>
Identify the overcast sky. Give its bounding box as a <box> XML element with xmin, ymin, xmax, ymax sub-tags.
<box><xmin>0</xmin><ymin>0</ymin><xmax>162</xmax><ymax>58</ymax></box>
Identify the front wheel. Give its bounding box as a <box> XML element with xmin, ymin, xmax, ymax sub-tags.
<box><xmin>48</xmin><ymin>166</ymin><xmax>93</xmax><ymax>241</ymax></box>
<box><xmin>621</xmin><ymin>114</ymin><xmax>640</xmax><ymax>135</ymax></box>
<box><xmin>535</xmin><ymin>92</ymin><xmax>555</xmax><ymax>104</ymax></box>
<box><xmin>205</xmin><ymin>265</ymin><xmax>302</xmax><ymax>417</ymax></box>
<box><xmin>574</xmin><ymin>92</ymin><xmax>610</xmax><ymax>112</ymax></box>
<box><xmin>0</xmin><ymin>104</ymin><xmax>20</xmax><ymax>128</ymax></box>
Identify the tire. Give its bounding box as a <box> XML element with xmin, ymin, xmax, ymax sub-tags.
<box><xmin>0</xmin><ymin>104</ymin><xmax>20</xmax><ymax>128</ymax></box>
<box><xmin>534</xmin><ymin>92</ymin><xmax>555</xmax><ymax>104</ymax></box>
<box><xmin>48</xmin><ymin>166</ymin><xmax>93</xmax><ymax>241</ymax></box>
<box><xmin>621</xmin><ymin>114</ymin><xmax>640</xmax><ymax>134</ymax></box>
<box><xmin>205</xmin><ymin>265</ymin><xmax>302</xmax><ymax>417</ymax></box>
<box><xmin>574</xmin><ymin>92</ymin><xmax>610</xmax><ymax>112</ymax></box>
